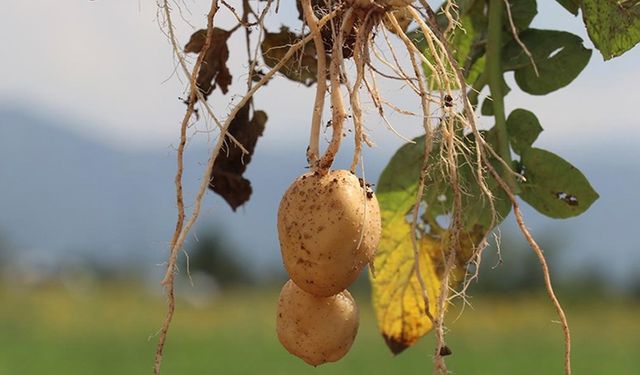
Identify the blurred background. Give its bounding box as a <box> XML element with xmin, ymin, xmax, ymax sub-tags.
<box><xmin>1</xmin><ymin>1</ymin><xmax>639</xmax><ymax>374</ymax></box>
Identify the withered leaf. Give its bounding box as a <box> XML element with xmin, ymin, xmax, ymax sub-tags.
<box><xmin>251</xmin><ymin>68</ymin><xmax>266</xmax><ymax>83</ymax></box>
<box><xmin>184</xmin><ymin>29</ymin><xmax>207</xmax><ymax>54</ymax></box>
<box><xmin>261</xmin><ymin>27</ymin><xmax>319</xmax><ymax>86</ymax></box>
<box><xmin>184</xmin><ymin>28</ymin><xmax>233</xmax><ymax>100</ymax></box>
<box><xmin>208</xmin><ymin>103</ymin><xmax>267</xmax><ymax>211</ymax></box>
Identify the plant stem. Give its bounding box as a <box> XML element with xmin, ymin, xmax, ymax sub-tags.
<box><xmin>486</xmin><ymin>0</ymin><xmax>514</xmax><ymax>189</ymax></box>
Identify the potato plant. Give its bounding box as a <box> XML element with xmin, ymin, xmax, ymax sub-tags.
<box><xmin>154</xmin><ymin>0</ymin><xmax>640</xmax><ymax>374</ymax></box>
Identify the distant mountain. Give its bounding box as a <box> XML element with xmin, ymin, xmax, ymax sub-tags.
<box><xmin>1</xmin><ymin>106</ymin><xmax>639</xmax><ymax>288</ymax></box>
<box><xmin>0</xmin><ymin>106</ymin><xmax>318</xmax><ymax>279</ymax></box>
<box><xmin>0</xmin><ymin>108</ymin><xmax>189</xmax><ymax>268</ymax></box>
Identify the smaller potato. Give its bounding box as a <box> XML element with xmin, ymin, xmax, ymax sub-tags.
<box><xmin>276</xmin><ymin>280</ymin><xmax>359</xmax><ymax>366</ymax></box>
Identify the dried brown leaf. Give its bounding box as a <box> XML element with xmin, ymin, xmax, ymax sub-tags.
<box><xmin>261</xmin><ymin>27</ymin><xmax>319</xmax><ymax>86</ymax></box>
<box><xmin>208</xmin><ymin>103</ymin><xmax>267</xmax><ymax>210</ymax></box>
<box><xmin>184</xmin><ymin>28</ymin><xmax>233</xmax><ymax>99</ymax></box>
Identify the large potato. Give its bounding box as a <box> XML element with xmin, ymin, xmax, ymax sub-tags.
<box><xmin>277</xmin><ymin>169</ymin><xmax>381</xmax><ymax>296</ymax></box>
<box><xmin>276</xmin><ymin>280</ymin><xmax>359</xmax><ymax>366</ymax></box>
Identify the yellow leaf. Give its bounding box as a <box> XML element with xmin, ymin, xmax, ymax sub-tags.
<box><xmin>371</xmin><ymin>210</ymin><xmax>443</xmax><ymax>354</ymax></box>
<box><xmin>370</xmin><ymin>137</ymin><xmax>443</xmax><ymax>354</ymax></box>
<box><xmin>371</xmin><ymin>136</ymin><xmax>489</xmax><ymax>354</ymax></box>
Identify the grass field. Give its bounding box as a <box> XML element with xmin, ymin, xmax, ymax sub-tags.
<box><xmin>1</xmin><ymin>283</ymin><xmax>638</xmax><ymax>374</ymax></box>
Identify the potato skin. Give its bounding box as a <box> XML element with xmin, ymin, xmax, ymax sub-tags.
<box><xmin>276</xmin><ymin>280</ymin><xmax>359</xmax><ymax>366</ymax></box>
<box><xmin>277</xmin><ymin>169</ymin><xmax>381</xmax><ymax>296</ymax></box>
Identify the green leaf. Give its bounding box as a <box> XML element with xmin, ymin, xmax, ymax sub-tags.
<box><xmin>466</xmin><ymin>55</ymin><xmax>487</xmax><ymax>87</ymax></box>
<box><xmin>556</xmin><ymin>0</ymin><xmax>581</xmax><ymax>15</ymax></box>
<box><xmin>456</xmin><ymin>16</ymin><xmax>485</xmax><ymax>84</ymax></box>
<box><xmin>505</xmin><ymin>0</ymin><xmax>538</xmax><ymax>31</ymax></box>
<box><xmin>581</xmin><ymin>0</ymin><xmax>640</xmax><ymax>60</ymax></box>
<box><xmin>382</xmin><ymin>131</ymin><xmax>512</xmax><ymax>221</ymax></box>
<box><xmin>375</xmin><ymin>137</ymin><xmax>422</xmax><ymax>199</ymax></box>
<box><xmin>502</xmin><ymin>29</ymin><xmax>592</xmax><ymax>95</ymax></box>
<box><xmin>519</xmin><ymin>148</ymin><xmax>599</xmax><ymax>218</ymax></box>
<box><xmin>506</xmin><ymin>108</ymin><xmax>543</xmax><ymax>155</ymax></box>
<box><xmin>414</xmin><ymin>1</ymin><xmax>488</xmax><ymax>88</ymax></box>
<box><xmin>375</xmin><ymin>131</ymin><xmax>512</xmax><ymax>238</ymax></box>
<box><xmin>458</xmin><ymin>131</ymin><xmax>513</xmax><ymax>229</ymax></box>
<box><xmin>481</xmin><ymin>97</ymin><xmax>494</xmax><ymax>116</ymax></box>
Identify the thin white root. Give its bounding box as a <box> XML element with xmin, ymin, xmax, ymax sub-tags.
<box><xmin>317</xmin><ymin>8</ymin><xmax>349</xmax><ymax>173</ymax></box>
<box><xmin>377</xmin><ymin>27</ymin><xmax>421</xmax><ymax>94</ymax></box>
<box><xmin>515</xmin><ymin>205</ymin><xmax>571</xmax><ymax>375</ymax></box>
<box><xmin>348</xmin><ymin>9</ymin><xmax>371</xmax><ymax>173</ymax></box>
<box><xmin>154</xmin><ymin>2</ymin><xmax>220</xmax><ymax>373</ymax></box>
<box><xmin>487</xmin><ymin>163</ymin><xmax>572</xmax><ymax>375</ymax></box>
<box><xmin>363</xmin><ymin>68</ymin><xmax>416</xmax><ymax>144</ymax></box>
<box><xmin>301</xmin><ymin>0</ymin><xmax>328</xmax><ymax>168</ymax></box>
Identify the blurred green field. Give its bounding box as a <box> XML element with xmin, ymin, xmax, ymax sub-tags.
<box><xmin>0</xmin><ymin>283</ymin><xmax>638</xmax><ymax>374</ymax></box>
